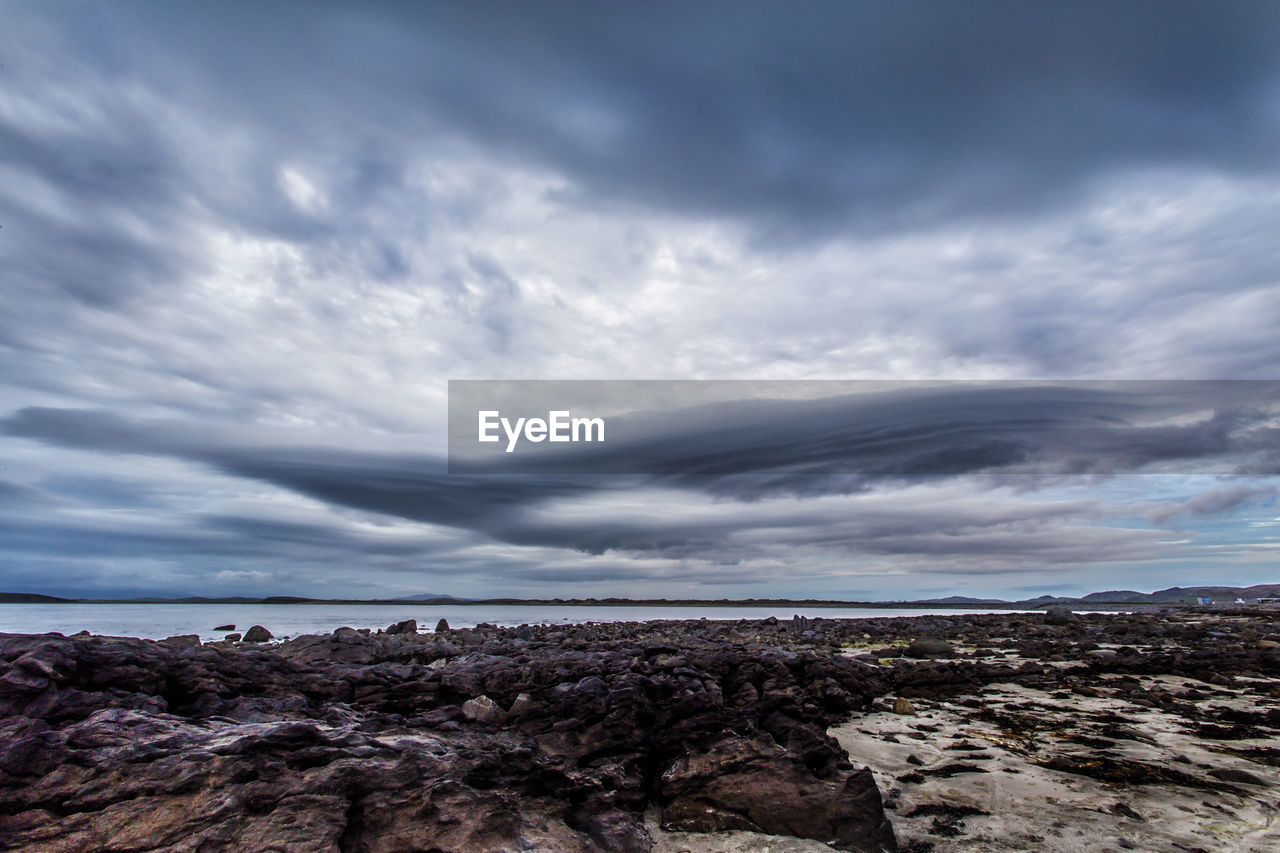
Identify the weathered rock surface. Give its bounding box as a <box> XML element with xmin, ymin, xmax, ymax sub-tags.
<box><xmin>0</xmin><ymin>624</ymin><xmax>897</xmax><ymax>852</ymax></box>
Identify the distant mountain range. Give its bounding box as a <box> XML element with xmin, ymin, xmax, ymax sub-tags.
<box><xmin>1</xmin><ymin>585</ymin><xmax>1276</xmax><ymax>606</ymax></box>
<box><xmin>1073</xmin><ymin>584</ymin><xmax>1280</xmax><ymax>603</ymax></box>
<box><xmin>919</xmin><ymin>585</ymin><xmax>1280</xmax><ymax>605</ymax></box>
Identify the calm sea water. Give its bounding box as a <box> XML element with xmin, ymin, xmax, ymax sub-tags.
<box><xmin>0</xmin><ymin>603</ymin><xmax>1026</xmax><ymax>642</ymax></box>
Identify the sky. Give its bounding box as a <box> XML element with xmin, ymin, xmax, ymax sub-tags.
<box><xmin>1</xmin><ymin>1</ymin><xmax>1279</xmax><ymax>600</ymax></box>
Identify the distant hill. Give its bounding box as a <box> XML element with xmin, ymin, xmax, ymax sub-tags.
<box><xmin>1078</xmin><ymin>590</ymin><xmax>1148</xmax><ymax>602</ymax></box>
<box><xmin>0</xmin><ymin>592</ymin><xmax>73</xmax><ymax>603</ymax></box>
<box><xmin>393</xmin><ymin>593</ymin><xmax>469</xmax><ymax>602</ymax></box>
<box><xmin>917</xmin><ymin>595</ymin><xmax>1006</xmax><ymax>604</ymax></box>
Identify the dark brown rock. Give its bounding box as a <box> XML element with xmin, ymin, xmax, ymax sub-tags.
<box><xmin>242</xmin><ymin>625</ymin><xmax>273</xmax><ymax>643</ymax></box>
<box><xmin>0</xmin><ymin>625</ymin><xmax>897</xmax><ymax>852</ymax></box>
<box><xmin>904</xmin><ymin>638</ymin><xmax>954</xmax><ymax>659</ymax></box>
<box><xmin>659</xmin><ymin>734</ymin><xmax>897</xmax><ymax>851</ymax></box>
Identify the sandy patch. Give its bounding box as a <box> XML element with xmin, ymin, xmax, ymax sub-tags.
<box><xmin>832</xmin><ymin>677</ymin><xmax>1280</xmax><ymax>852</ymax></box>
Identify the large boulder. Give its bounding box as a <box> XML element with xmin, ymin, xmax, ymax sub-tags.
<box><xmin>1044</xmin><ymin>606</ymin><xmax>1078</xmax><ymax>625</ymax></box>
<box><xmin>242</xmin><ymin>625</ymin><xmax>273</xmax><ymax>643</ymax></box>
<box><xmin>659</xmin><ymin>734</ymin><xmax>897</xmax><ymax>851</ymax></box>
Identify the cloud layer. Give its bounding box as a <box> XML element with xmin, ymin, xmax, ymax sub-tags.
<box><xmin>1</xmin><ymin>3</ymin><xmax>1278</xmax><ymax>598</ymax></box>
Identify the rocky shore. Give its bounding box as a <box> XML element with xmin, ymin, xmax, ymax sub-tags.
<box><xmin>2</xmin><ymin>610</ymin><xmax>1278</xmax><ymax>852</ymax></box>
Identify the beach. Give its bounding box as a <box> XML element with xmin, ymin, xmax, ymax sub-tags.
<box><xmin>2</xmin><ymin>609</ymin><xmax>1278</xmax><ymax>851</ymax></box>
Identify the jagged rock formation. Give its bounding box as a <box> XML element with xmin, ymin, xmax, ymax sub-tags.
<box><xmin>0</xmin><ymin>622</ymin><xmax>898</xmax><ymax>852</ymax></box>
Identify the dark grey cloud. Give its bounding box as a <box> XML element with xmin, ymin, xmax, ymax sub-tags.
<box><xmin>8</xmin><ymin>1</ymin><xmax>1280</xmax><ymax>246</ymax></box>
<box><xmin>369</xmin><ymin>1</ymin><xmax>1280</xmax><ymax>235</ymax></box>
<box><xmin>455</xmin><ymin>382</ymin><xmax>1280</xmax><ymax>487</ymax></box>
<box><xmin>6</xmin><ymin>380</ymin><xmax>1277</xmax><ymax>565</ymax></box>
<box><xmin>0</xmin><ymin>406</ymin><xmax>605</xmax><ymax>537</ymax></box>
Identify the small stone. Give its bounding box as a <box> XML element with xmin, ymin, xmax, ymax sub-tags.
<box><xmin>894</xmin><ymin>697</ymin><xmax>916</xmax><ymax>715</ymax></box>
<box><xmin>224</xmin><ymin>633</ymin><xmax>242</xmax><ymax>642</ymax></box>
<box><xmin>242</xmin><ymin>625</ymin><xmax>273</xmax><ymax>643</ymax></box>
<box><xmin>461</xmin><ymin>695</ymin><xmax>506</xmax><ymax>725</ymax></box>
<box><xmin>435</xmin><ymin>618</ymin><xmax>450</xmax><ymax>633</ymax></box>
<box><xmin>213</xmin><ymin>624</ymin><xmax>235</xmax><ymax>632</ymax></box>
<box><xmin>905</xmin><ymin>638</ymin><xmax>954</xmax><ymax>658</ymax></box>
<box><xmin>1110</xmin><ymin>803</ymin><xmax>1144</xmax><ymax>821</ymax></box>
<box><xmin>508</xmin><ymin>692</ymin><xmax>536</xmax><ymax>716</ymax></box>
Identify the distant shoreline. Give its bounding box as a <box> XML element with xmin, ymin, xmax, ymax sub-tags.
<box><xmin>0</xmin><ymin>592</ymin><xmax>1163</xmax><ymax>609</ymax></box>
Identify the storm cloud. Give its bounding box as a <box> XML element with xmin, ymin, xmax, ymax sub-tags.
<box><xmin>4</xmin><ymin>380</ymin><xmax>1276</xmax><ymax>589</ymax></box>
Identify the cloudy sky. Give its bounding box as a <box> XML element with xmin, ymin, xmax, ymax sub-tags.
<box><xmin>2</xmin><ymin>1</ymin><xmax>1279</xmax><ymax>600</ymax></box>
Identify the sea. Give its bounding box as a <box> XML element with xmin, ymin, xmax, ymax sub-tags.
<box><xmin>0</xmin><ymin>603</ymin><xmax>1029</xmax><ymax>642</ymax></box>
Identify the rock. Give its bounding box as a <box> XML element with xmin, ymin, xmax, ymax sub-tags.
<box><xmin>893</xmin><ymin>696</ymin><xmax>916</xmax><ymax>715</ymax></box>
<box><xmin>213</xmin><ymin>624</ymin><xmax>235</xmax><ymax>632</ymax></box>
<box><xmin>241</xmin><ymin>625</ymin><xmax>273</xmax><ymax>643</ymax></box>
<box><xmin>0</xmin><ymin>668</ymin><xmax>49</xmax><ymax>693</ymax></box>
<box><xmin>659</xmin><ymin>735</ymin><xmax>896</xmax><ymax>850</ymax></box>
<box><xmin>386</xmin><ymin>618</ymin><xmax>417</xmax><ymax>635</ymax></box>
<box><xmin>333</xmin><ymin>626</ymin><xmax>363</xmax><ymax>643</ymax></box>
<box><xmin>435</xmin><ymin>618</ymin><xmax>450</xmax><ymax>633</ymax></box>
<box><xmin>224</xmin><ymin>633</ymin><xmax>242</xmax><ymax>642</ymax></box>
<box><xmin>461</xmin><ymin>695</ymin><xmax>506</xmax><ymax>725</ymax></box>
<box><xmin>1088</xmin><ymin>649</ymin><xmax>1118</xmax><ymax>658</ymax></box>
<box><xmin>904</xmin><ymin>638</ymin><xmax>954</xmax><ymax>658</ymax></box>
<box><xmin>1110</xmin><ymin>802</ymin><xmax>1144</xmax><ymax>821</ymax></box>
<box><xmin>161</xmin><ymin>634</ymin><xmax>201</xmax><ymax>648</ymax></box>
<box><xmin>1044</xmin><ymin>606</ymin><xmax>1077</xmax><ymax>625</ymax></box>
<box><xmin>508</xmin><ymin>692</ymin><xmax>536</xmax><ymax>717</ymax></box>
<box><xmin>1209</xmin><ymin>767</ymin><xmax>1267</xmax><ymax>786</ymax></box>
